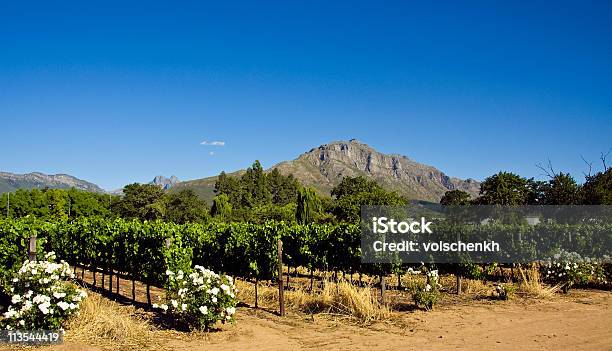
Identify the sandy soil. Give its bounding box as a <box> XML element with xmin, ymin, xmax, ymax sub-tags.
<box><xmin>162</xmin><ymin>290</ymin><xmax>612</xmax><ymax>351</ymax></box>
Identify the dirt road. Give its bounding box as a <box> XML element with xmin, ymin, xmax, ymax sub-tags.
<box><xmin>164</xmin><ymin>290</ymin><xmax>611</xmax><ymax>351</ymax></box>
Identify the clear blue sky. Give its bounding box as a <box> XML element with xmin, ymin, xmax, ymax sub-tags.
<box><xmin>1</xmin><ymin>1</ymin><xmax>611</xmax><ymax>190</ymax></box>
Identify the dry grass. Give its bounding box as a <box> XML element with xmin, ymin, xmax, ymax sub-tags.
<box><xmin>65</xmin><ymin>292</ymin><xmax>160</xmax><ymax>350</ymax></box>
<box><xmin>517</xmin><ymin>265</ymin><xmax>560</xmax><ymax>299</ymax></box>
<box><xmin>300</xmin><ymin>282</ymin><xmax>391</xmax><ymax>323</ymax></box>
<box><xmin>235</xmin><ymin>279</ymin><xmax>390</xmax><ymax>324</ymax></box>
<box><xmin>463</xmin><ymin>279</ymin><xmax>491</xmax><ymax>295</ymax></box>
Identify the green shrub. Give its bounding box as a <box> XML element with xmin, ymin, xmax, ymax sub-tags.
<box><xmin>542</xmin><ymin>251</ymin><xmax>609</xmax><ymax>293</ymax></box>
<box><xmin>411</xmin><ymin>270</ymin><xmax>440</xmax><ymax>311</ymax></box>
<box><xmin>155</xmin><ymin>266</ymin><xmax>238</xmax><ymax>330</ymax></box>
<box><xmin>1</xmin><ymin>252</ymin><xmax>87</xmax><ymax>330</ymax></box>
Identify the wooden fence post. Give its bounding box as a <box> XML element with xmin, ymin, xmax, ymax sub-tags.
<box><xmin>380</xmin><ymin>274</ymin><xmax>386</xmax><ymax>304</ymax></box>
<box><xmin>254</xmin><ymin>277</ymin><xmax>258</xmax><ymax>308</ymax></box>
<box><xmin>28</xmin><ymin>236</ymin><xmax>37</xmax><ymax>261</ymax></box>
<box><xmin>277</xmin><ymin>239</ymin><xmax>285</xmax><ymax>317</ymax></box>
<box><xmin>456</xmin><ymin>274</ymin><xmax>462</xmax><ymax>295</ymax></box>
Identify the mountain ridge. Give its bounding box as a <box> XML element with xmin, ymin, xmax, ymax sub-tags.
<box><xmin>0</xmin><ymin>171</ymin><xmax>106</xmax><ymax>194</ymax></box>
<box><xmin>172</xmin><ymin>140</ymin><xmax>480</xmax><ymax>203</ymax></box>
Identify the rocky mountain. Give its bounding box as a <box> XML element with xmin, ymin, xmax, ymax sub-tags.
<box><xmin>273</xmin><ymin>140</ymin><xmax>480</xmax><ymax>202</ymax></box>
<box><xmin>0</xmin><ymin>171</ymin><xmax>106</xmax><ymax>194</ymax></box>
<box><xmin>150</xmin><ymin>175</ymin><xmax>180</xmax><ymax>190</ymax></box>
<box><xmin>172</xmin><ymin>140</ymin><xmax>480</xmax><ymax>203</ymax></box>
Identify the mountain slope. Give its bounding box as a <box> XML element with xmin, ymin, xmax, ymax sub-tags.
<box><xmin>0</xmin><ymin>171</ymin><xmax>106</xmax><ymax>194</ymax></box>
<box><xmin>172</xmin><ymin>140</ymin><xmax>480</xmax><ymax>203</ymax></box>
<box><xmin>170</xmin><ymin>170</ymin><xmax>245</xmax><ymax>204</ymax></box>
<box><xmin>272</xmin><ymin>140</ymin><xmax>479</xmax><ymax>202</ymax></box>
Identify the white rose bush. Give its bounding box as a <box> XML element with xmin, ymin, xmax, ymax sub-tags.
<box><xmin>1</xmin><ymin>252</ymin><xmax>87</xmax><ymax>330</ymax></box>
<box><xmin>154</xmin><ymin>265</ymin><xmax>238</xmax><ymax>330</ymax></box>
<box><xmin>411</xmin><ymin>269</ymin><xmax>441</xmax><ymax>311</ymax></box>
<box><xmin>542</xmin><ymin>251</ymin><xmax>610</xmax><ymax>293</ymax></box>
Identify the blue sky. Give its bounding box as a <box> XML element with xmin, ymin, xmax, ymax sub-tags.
<box><xmin>1</xmin><ymin>1</ymin><xmax>611</xmax><ymax>190</ymax></box>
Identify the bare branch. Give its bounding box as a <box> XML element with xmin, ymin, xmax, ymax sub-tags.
<box><xmin>535</xmin><ymin>158</ymin><xmax>557</xmax><ymax>179</ymax></box>
<box><xmin>600</xmin><ymin>148</ymin><xmax>611</xmax><ymax>171</ymax></box>
<box><xmin>581</xmin><ymin>155</ymin><xmax>593</xmax><ymax>178</ymax></box>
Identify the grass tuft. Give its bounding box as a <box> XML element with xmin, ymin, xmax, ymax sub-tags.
<box><xmin>65</xmin><ymin>292</ymin><xmax>159</xmax><ymax>350</ymax></box>
<box><xmin>518</xmin><ymin>265</ymin><xmax>560</xmax><ymax>299</ymax></box>
<box><xmin>236</xmin><ymin>279</ymin><xmax>390</xmax><ymax>324</ymax></box>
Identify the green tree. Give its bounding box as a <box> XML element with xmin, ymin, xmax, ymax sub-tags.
<box><xmin>581</xmin><ymin>168</ymin><xmax>612</xmax><ymax>204</ymax></box>
<box><xmin>267</xmin><ymin>168</ymin><xmax>299</xmax><ymax>205</ymax></box>
<box><xmin>210</xmin><ymin>194</ymin><xmax>233</xmax><ymax>219</ymax></box>
<box><xmin>296</xmin><ymin>187</ymin><xmax>321</xmax><ymax>224</ymax></box>
<box><xmin>45</xmin><ymin>189</ymin><xmax>68</xmax><ymax>220</ymax></box>
<box><xmin>164</xmin><ymin>189</ymin><xmax>209</xmax><ymax>224</ymax></box>
<box><xmin>440</xmin><ymin>190</ymin><xmax>471</xmax><ymax>205</ymax></box>
<box><xmin>476</xmin><ymin>172</ymin><xmax>532</xmax><ymax>205</ymax></box>
<box><xmin>241</xmin><ymin>160</ymin><xmax>271</xmax><ymax>207</ymax></box>
<box><xmin>214</xmin><ymin>171</ymin><xmax>242</xmax><ymax>208</ymax></box>
<box><xmin>543</xmin><ymin>173</ymin><xmax>580</xmax><ymax>205</ymax></box>
<box><xmin>112</xmin><ymin>183</ymin><xmax>165</xmax><ymax>220</ymax></box>
<box><xmin>331</xmin><ymin>176</ymin><xmax>406</xmax><ymax>222</ymax></box>
<box><xmin>331</xmin><ymin>176</ymin><xmax>379</xmax><ymax>199</ymax></box>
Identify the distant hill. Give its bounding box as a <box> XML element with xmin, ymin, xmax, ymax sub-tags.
<box><xmin>150</xmin><ymin>175</ymin><xmax>180</xmax><ymax>190</ymax></box>
<box><xmin>170</xmin><ymin>170</ymin><xmax>245</xmax><ymax>204</ymax></box>
<box><xmin>170</xmin><ymin>140</ymin><xmax>480</xmax><ymax>203</ymax></box>
<box><xmin>0</xmin><ymin>171</ymin><xmax>106</xmax><ymax>194</ymax></box>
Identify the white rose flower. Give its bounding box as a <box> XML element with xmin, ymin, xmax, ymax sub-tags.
<box><xmin>212</xmin><ymin>297</ymin><xmax>217</xmax><ymax>303</ymax></box>
<box><xmin>53</xmin><ymin>292</ymin><xmax>67</xmax><ymax>299</ymax></box>
<box><xmin>22</xmin><ymin>301</ymin><xmax>33</xmax><ymax>311</ymax></box>
<box><xmin>38</xmin><ymin>303</ymin><xmax>50</xmax><ymax>315</ymax></box>
<box><xmin>11</xmin><ymin>295</ymin><xmax>21</xmax><ymax>304</ymax></box>
<box><xmin>4</xmin><ymin>309</ymin><xmax>17</xmax><ymax>318</ymax></box>
<box><xmin>199</xmin><ymin>306</ymin><xmax>208</xmax><ymax>314</ymax></box>
<box><xmin>57</xmin><ymin>301</ymin><xmax>70</xmax><ymax>311</ymax></box>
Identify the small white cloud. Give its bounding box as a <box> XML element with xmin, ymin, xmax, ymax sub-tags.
<box><xmin>201</xmin><ymin>140</ymin><xmax>225</xmax><ymax>146</ymax></box>
<box><xmin>209</xmin><ymin>151</ymin><xmax>215</xmax><ymax>156</ymax></box>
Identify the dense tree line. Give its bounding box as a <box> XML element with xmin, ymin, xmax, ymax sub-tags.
<box><xmin>441</xmin><ymin>167</ymin><xmax>612</xmax><ymax>206</ymax></box>
<box><xmin>211</xmin><ymin>161</ymin><xmax>406</xmax><ymax>224</ymax></box>
<box><xmin>212</xmin><ymin>161</ymin><xmax>300</xmax><ymax>223</ymax></box>
<box><xmin>0</xmin><ymin>188</ymin><xmax>115</xmax><ymax>220</ymax></box>
<box><xmin>2</xmin><ymin>160</ymin><xmax>609</xmax><ymax>225</ymax></box>
<box><xmin>0</xmin><ymin>185</ymin><xmax>209</xmax><ymax>224</ymax></box>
